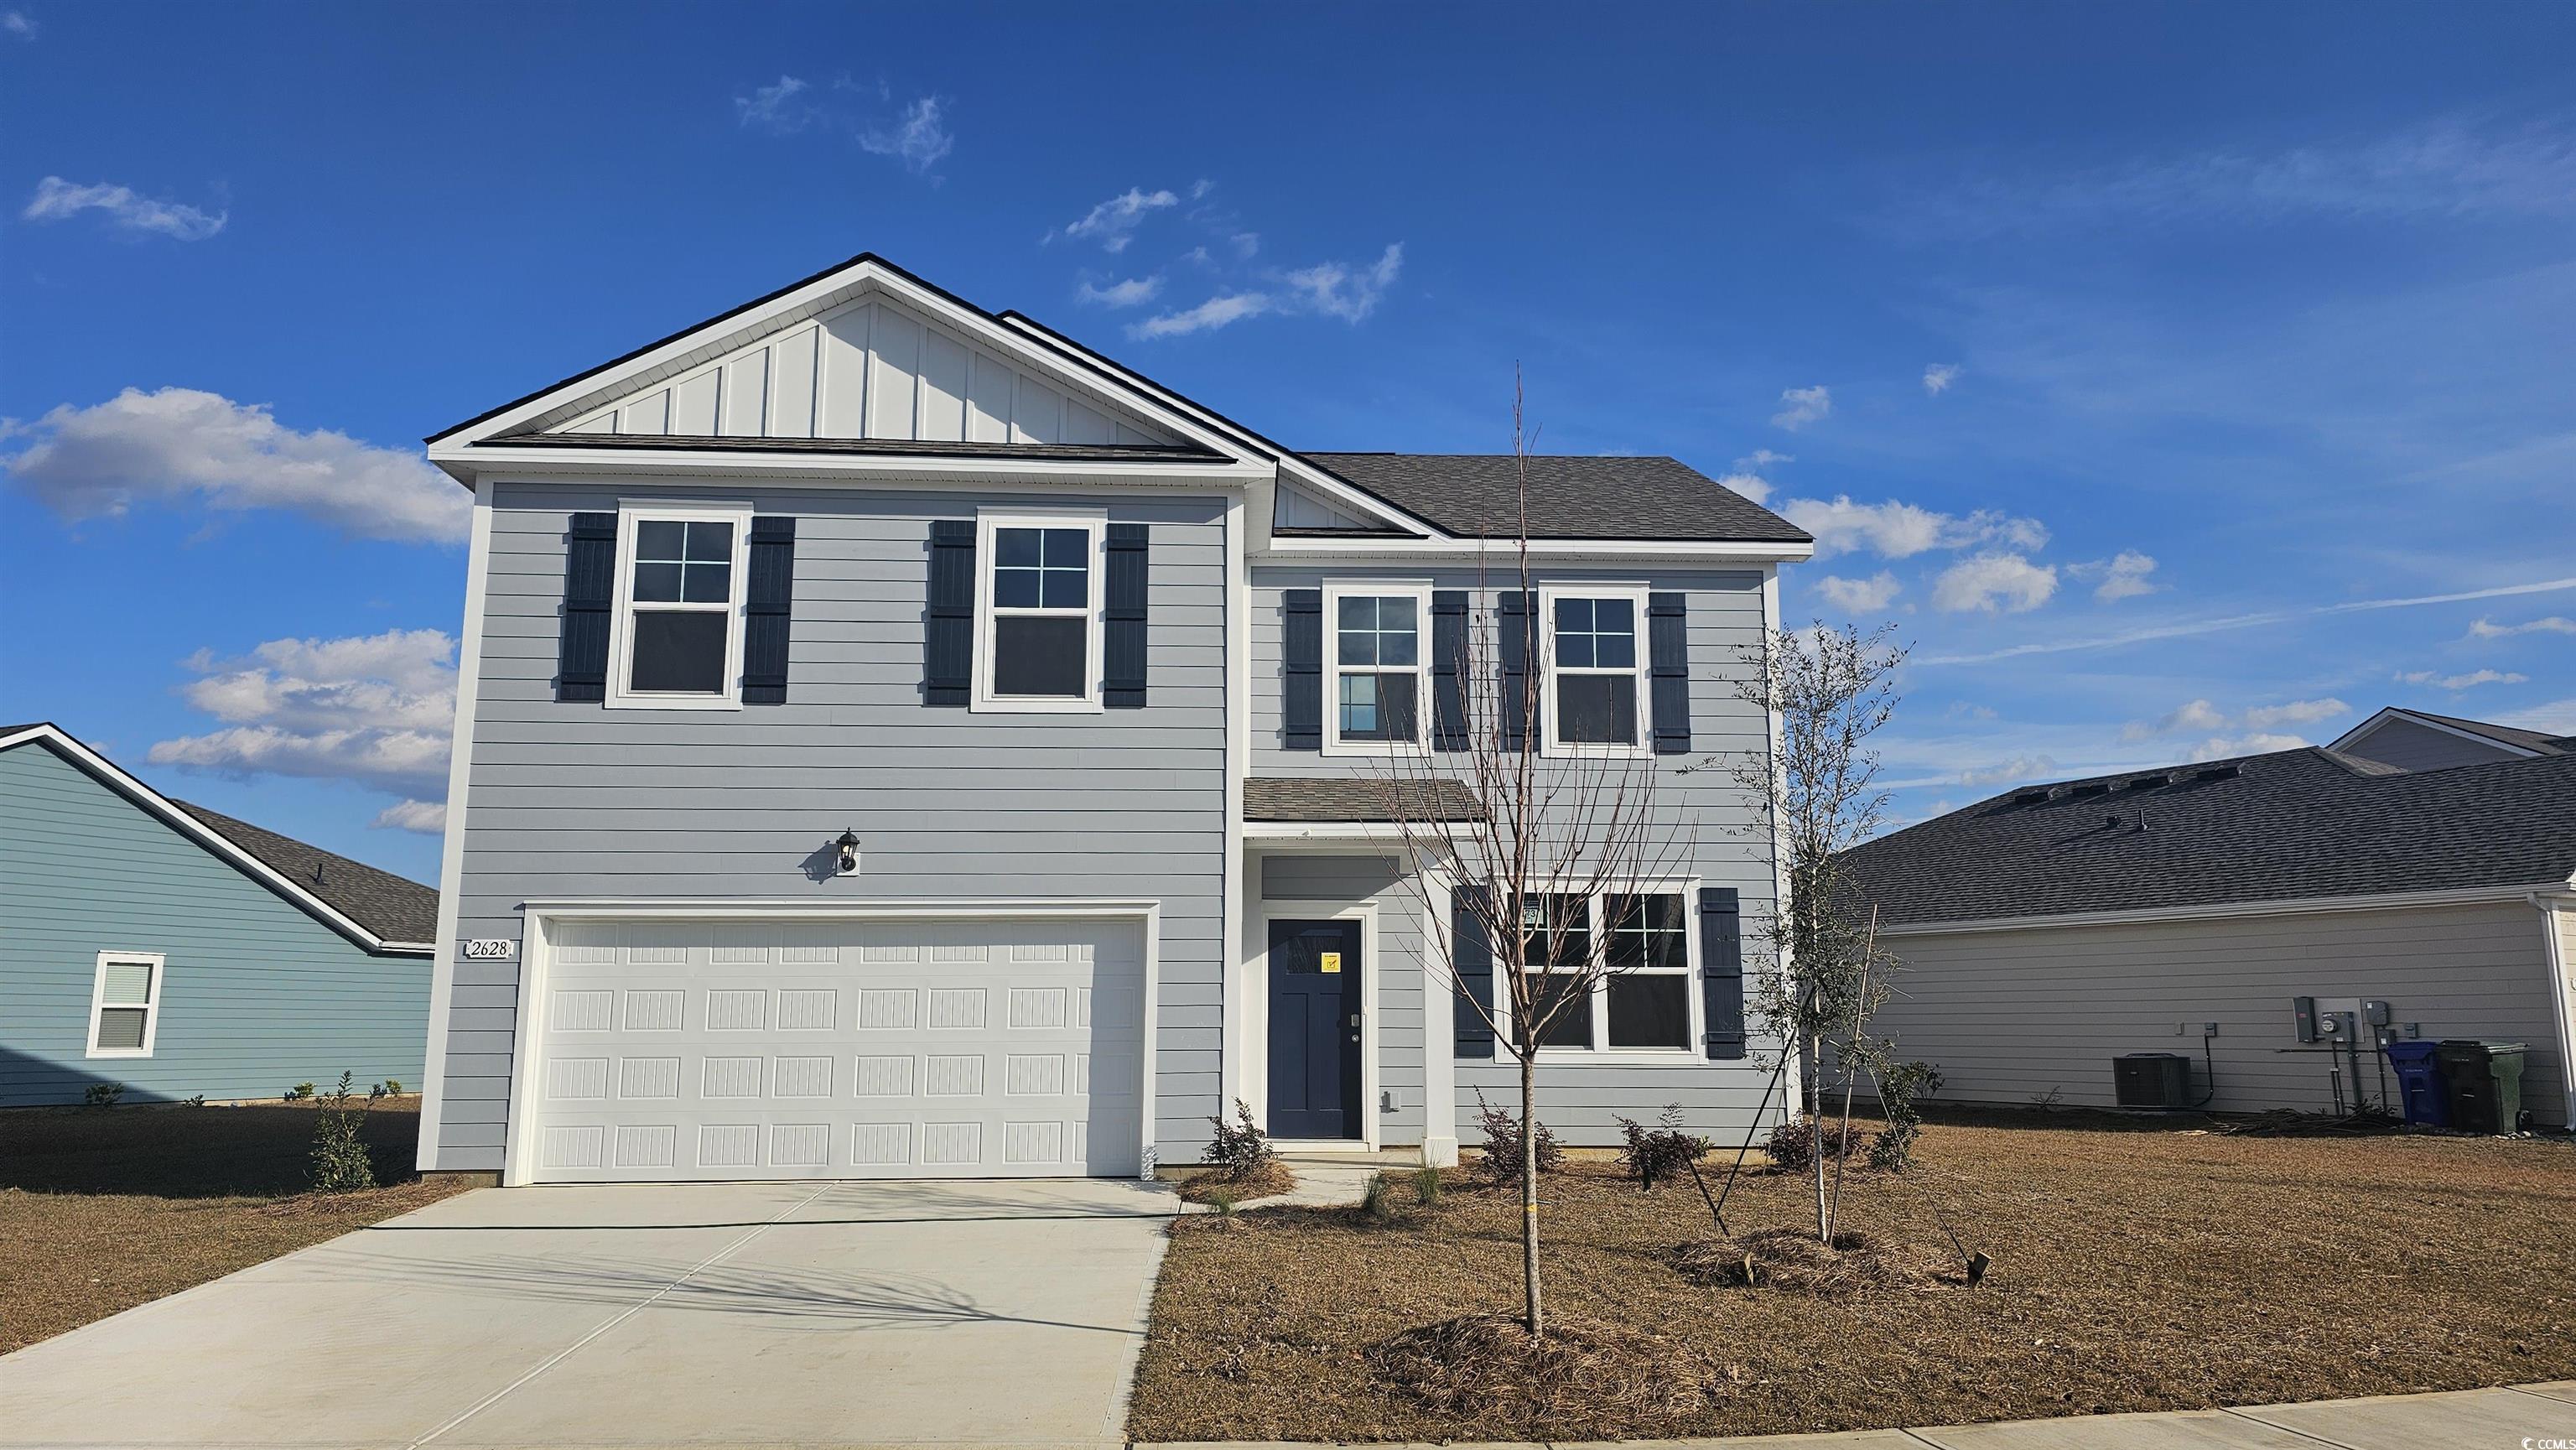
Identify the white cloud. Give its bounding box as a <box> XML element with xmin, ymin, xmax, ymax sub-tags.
<box><xmin>1058</xmin><ymin>186</ymin><xmax>1179</xmax><ymax>252</ymax></box>
<box><xmin>1815</xmin><ymin>571</ymin><xmax>1902</xmax><ymax>613</ymax></box>
<box><xmin>372</xmin><ymin>799</ymin><xmax>447</xmax><ymax>835</ymax></box>
<box><xmin>23</xmin><ymin>176</ymin><xmax>225</xmax><ymax>241</ymax></box>
<box><xmin>735</xmin><ymin>75</ymin><xmax>813</xmax><ymax>133</ymax></box>
<box><xmin>1733</xmin><ymin>449</ymin><xmax>1794</xmax><ymax>470</ymax></box>
<box><xmin>3</xmin><ymin>387</ymin><xmax>467</xmax><ymax>542</ymax></box>
<box><xmin>1712</xmin><ymin>471</ymin><xmax>1771</xmax><ymax>505</ymax></box>
<box><xmin>2072</xmin><ymin>549</ymin><xmax>2160</xmax><ymax>601</ymax></box>
<box><xmin>2395</xmin><ymin>668</ymin><xmax>2529</xmax><ymax>689</ymax></box>
<box><xmin>1932</xmin><ymin>553</ymin><xmax>2058</xmax><ymax>614</ymax></box>
<box><xmin>2187</xmin><ymin>733</ymin><xmax>2310</xmax><ymax>761</ymax></box>
<box><xmin>3</xmin><ymin>10</ymin><xmax>37</xmax><ymax>39</ymax></box>
<box><xmin>1771</xmin><ymin>384</ymin><xmax>1831</xmax><ymax>431</ymax></box>
<box><xmin>1076</xmin><ymin>275</ymin><xmax>1161</xmax><ymax>309</ymax></box>
<box><xmin>149</xmin><ymin>629</ymin><xmax>458</xmax><ymax>819</ymax></box>
<box><xmin>2125</xmin><ymin>696</ymin><xmax>2346</xmax><ymax>741</ymax></box>
<box><xmin>2467</xmin><ymin>615</ymin><xmax>2576</xmax><ymax>638</ymax></box>
<box><xmin>1282</xmin><ymin>243</ymin><xmax>1404</xmax><ymax>321</ymax></box>
<box><xmin>1922</xmin><ymin>363</ymin><xmax>1961</xmax><ymax>395</ymax></box>
<box><xmin>1230</xmin><ymin>231</ymin><xmax>1260</xmax><ymax>259</ymax></box>
<box><xmin>2495</xmin><ymin>698</ymin><xmax>2576</xmax><ymax>735</ymax></box>
<box><xmin>1958</xmin><ymin>753</ymin><xmax>2055</xmax><ymax>787</ymax></box>
<box><xmin>1130</xmin><ymin>292</ymin><xmax>1273</xmax><ymax>339</ymax></box>
<box><xmin>1779</xmin><ymin>496</ymin><xmax>2046</xmax><ymax>560</ymax></box>
<box><xmin>857</xmin><ymin>96</ymin><xmax>953</xmax><ymax>174</ymax></box>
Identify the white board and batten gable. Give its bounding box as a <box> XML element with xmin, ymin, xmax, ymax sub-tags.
<box><xmin>548</xmin><ymin>298</ymin><xmax>1179</xmax><ymax>450</ymax></box>
<box><xmin>1272</xmin><ymin>479</ymin><xmax>1391</xmax><ymax>532</ymax></box>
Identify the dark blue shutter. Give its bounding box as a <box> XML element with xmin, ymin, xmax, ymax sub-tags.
<box><xmin>741</xmin><ymin>517</ymin><xmax>796</xmax><ymax>704</ymax></box>
<box><xmin>925</xmin><ymin>521</ymin><xmax>975</xmax><ymax>707</ymax></box>
<box><xmin>1700</xmin><ymin>886</ymin><xmax>1747</xmax><ymax>1060</ymax></box>
<box><xmin>1649</xmin><ymin>591</ymin><xmax>1690</xmax><ymax>755</ymax></box>
<box><xmin>1281</xmin><ymin>589</ymin><xmax>1322</xmax><ymax>750</ymax></box>
<box><xmin>1431</xmin><ymin>590</ymin><xmax>1468</xmax><ymax>751</ymax></box>
<box><xmin>1452</xmin><ymin>885</ymin><xmax>1496</xmax><ymax>1059</ymax></box>
<box><xmin>556</xmin><ymin>512</ymin><xmax>617</xmax><ymax>703</ymax></box>
<box><xmin>1103</xmin><ymin>522</ymin><xmax>1149</xmax><ymax>709</ymax></box>
<box><xmin>1498</xmin><ymin>590</ymin><xmax>1535</xmax><ymax>751</ymax></box>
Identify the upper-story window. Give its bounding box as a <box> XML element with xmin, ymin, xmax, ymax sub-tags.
<box><xmin>609</xmin><ymin>503</ymin><xmax>750</xmax><ymax>709</ymax></box>
<box><xmin>1325</xmin><ymin>582</ymin><xmax>1429</xmax><ymax>753</ymax></box>
<box><xmin>1540</xmin><ymin>583</ymin><xmax>1650</xmax><ymax>756</ymax></box>
<box><xmin>974</xmin><ymin>512</ymin><xmax>1104</xmax><ymax>711</ymax></box>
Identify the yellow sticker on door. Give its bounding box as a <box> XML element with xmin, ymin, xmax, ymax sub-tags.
<box><xmin>1319</xmin><ymin>951</ymin><xmax>1343</xmax><ymax>973</ymax></box>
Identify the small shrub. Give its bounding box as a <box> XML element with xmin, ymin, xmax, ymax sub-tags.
<box><xmin>309</xmin><ymin>1072</ymin><xmax>377</xmax><ymax>1193</ymax></box>
<box><xmin>1412</xmin><ymin>1165</ymin><xmax>1443</xmax><ymax>1208</ymax></box>
<box><xmin>1202</xmin><ymin>1098</ymin><xmax>1276</xmax><ymax>1177</ymax></box>
<box><xmin>83</xmin><ymin>1082</ymin><xmax>125</xmax><ymax>1109</ymax></box>
<box><xmin>374</xmin><ymin>1078</ymin><xmax>403</xmax><ymax>1097</ymax></box>
<box><xmin>184</xmin><ymin>1094</ymin><xmax>206</xmax><ymax>1108</ymax></box>
<box><xmin>1764</xmin><ymin>1115</ymin><xmax>1862</xmax><ymax>1173</ymax></box>
<box><xmin>1615</xmin><ymin>1104</ymin><xmax>1712</xmax><ymax>1191</ymax></box>
<box><xmin>284</xmin><ymin>1082</ymin><xmax>316</xmax><ymax>1102</ymax></box>
<box><xmin>1869</xmin><ymin>1060</ymin><xmax>1944</xmax><ymax>1172</ymax></box>
<box><xmin>1207</xmin><ymin>1187</ymin><xmax>1237</xmax><ymax>1218</ymax></box>
<box><xmin>1360</xmin><ymin>1170</ymin><xmax>1395</xmax><ymax>1222</ymax></box>
<box><xmin>1469</xmin><ymin>1093</ymin><xmax>1562</xmax><ymax>1186</ymax></box>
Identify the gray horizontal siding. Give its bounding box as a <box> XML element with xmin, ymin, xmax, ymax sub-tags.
<box><xmin>1</xmin><ymin>741</ymin><xmax>429</xmax><ymax>1106</ymax></box>
<box><xmin>1248</xmin><ymin>564</ymin><xmax>1786</xmax><ymax>1148</ymax></box>
<box><xmin>431</xmin><ymin>481</ymin><xmax>1230</xmax><ymax>1172</ymax></box>
<box><xmin>1872</xmin><ymin>901</ymin><xmax>2569</xmax><ymax>1125</ymax></box>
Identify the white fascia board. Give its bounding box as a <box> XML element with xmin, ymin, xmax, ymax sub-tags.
<box><xmin>0</xmin><ymin>725</ymin><xmax>423</xmax><ymax>954</ymax></box>
<box><xmin>1242</xmin><ymin>821</ymin><xmax>1414</xmax><ymax>843</ymax></box>
<box><xmin>434</xmin><ymin>444</ymin><xmax>1268</xmax><ymax>490</ymax></box>
<box><xmin>2329</xmin><ymin>706</ymin><xmax>2542</xmax><ymax>758</ymax></box>
<box><xmin>437</xmin><ymin>260</ymin><xmax>1262</xmax><ymax>465</ymax></box>
<box><xmin>1880</xmin><ymin>880</ymin><xmax>2576</xmax><ymax>938</ymax></box>
<box><xmin>1257</xmin><ymin>536</ymin><xmax>1815</xmax><ymax>564</ymax></box>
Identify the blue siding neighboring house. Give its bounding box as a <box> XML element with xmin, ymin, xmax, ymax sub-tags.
<box><xmin>0</xmin><ymin>724</ymin><xmax>437</xmax><ymax>1107</ymax></box>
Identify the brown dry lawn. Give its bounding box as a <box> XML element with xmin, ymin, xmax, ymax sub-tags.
<box><xmin>1130</xmin><ymin>1112</ymin><xmax>2576</xmax><ymax>1442</ymax></box>
<box><xmin>0</xmin><ymin>1098</ymin><xmax>471</xmax><ymax>1354</ymax></box>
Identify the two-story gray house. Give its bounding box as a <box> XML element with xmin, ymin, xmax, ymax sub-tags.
<box><xmin>415</xmin><ymin>254</ymin><xmax>1812</xmax><ymax>1184</ymax></box>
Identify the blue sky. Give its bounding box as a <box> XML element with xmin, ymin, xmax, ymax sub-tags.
<box><xmin>4</xmin><ymin>3</ymin><xmax>2572</xmax><ymax>885</ymax></box>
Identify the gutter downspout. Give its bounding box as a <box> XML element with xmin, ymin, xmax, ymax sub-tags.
<box><xmin>2531</xmin><ymin>891</ymin><xmax>2576</xmax><ymax>1133</ymax></box>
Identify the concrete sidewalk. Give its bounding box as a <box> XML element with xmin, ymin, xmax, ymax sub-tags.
<box><xmin>1147</xmin><ymin>1381</ymin><xmax>2576</xmax><ymax>1450</ymax></box>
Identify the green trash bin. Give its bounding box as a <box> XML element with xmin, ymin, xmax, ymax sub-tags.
<box><xmin>2489</xmin><ymin>1044</ymin><xmax>2527</xmax><ymax>1132</ymax></box>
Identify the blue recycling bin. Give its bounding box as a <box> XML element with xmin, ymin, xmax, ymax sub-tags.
<box><xmin>2385</xmin><ymin>1040</ymin><xmax>2448</xmax><ymax>1127</ymax></box>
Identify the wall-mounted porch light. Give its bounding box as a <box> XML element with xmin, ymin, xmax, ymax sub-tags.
<box><xmin>834</xmin><ymin>829</ymin><xmax>861</xmax><ymax>877</ymax></box>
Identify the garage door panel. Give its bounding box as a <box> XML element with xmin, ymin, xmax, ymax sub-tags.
<box><xmin>525</xmin><ymin>917</ymin><xmax>1145</xmax><ymax>1182</ymax></box>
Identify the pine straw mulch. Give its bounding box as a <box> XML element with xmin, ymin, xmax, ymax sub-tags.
<box><xmin>0</xmin><ymin>1098</ymin><xmax>471</xmax><ymax>1354</ymax></box>
<box><xmin>1129</xmin><ymin>1116</ymin><xmax>2576</xmax><ymax>1442</ymax></box>
<box><xmin>1173</xmin><ymin>1157</ymin><xmax>1297</xmax><ymax>1205</ymax></box>
<box><xmin>1671</xmin><ymin>1226</ymin><xmax>1946</xmax><ymax>1297</ymax></box>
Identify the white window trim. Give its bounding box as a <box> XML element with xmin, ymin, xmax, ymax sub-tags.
<box><xmin>1493</xmin><ymin>879</ymin><xmax>1704</xmax><ymax>1064</ymax></box>
<box><xmin>1537</xmin><ymin>581</ymin><xmax>1654</xmax><ymax>760</ymax></box>
<box><xmin>1321</xmin><ymin>579</ymin><xmax>1433</xmax><ymax>756</ymax></box>
<box><xmin>86</xmin><ymin>950</ymin><xmax>165</xmax><ymax>1059</ymax></box>
<box><xmin>604</xmin><ymin>500</ymin><xmax>754</xmax><ymax>711</ymax></box>
<box><xmin>972</xmin><ymin>508</ymin><xmax>1108</xmax><ymax>714</ymax></box>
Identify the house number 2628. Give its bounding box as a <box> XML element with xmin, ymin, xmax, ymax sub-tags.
<box><xmin>460</xmin><ymin>938</ymin><xmax>517</xmax><ymax>960</ymax></box>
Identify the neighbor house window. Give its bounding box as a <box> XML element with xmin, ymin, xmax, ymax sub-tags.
<box><xmin>1500</xmin><ymin>888</ymin><xmax>1697</xmax><ymax>1055</ymax></box>
<box><xmin>1540</xmin><ymin>584</ymin><xmax>1650</xmax><ymax>756</ymax></box>
<box><xmin>974</xmin><ymin>512</ymin><xmax>1104</xmax><ymax>711</ymax></box>
<box><xmin>87</xmin><ymin>952</ymin><xmax>165</xmax><ymax>1058</ymax></box>
<box><xmin>1324</xmin><ymin>582</ymin><xmax>1430</xmax><ymax>752</ymax></box>
<box><xmin>608</xmin><ymin>503</ymin><xmax>751</xmax><ymax>709</ymax></box>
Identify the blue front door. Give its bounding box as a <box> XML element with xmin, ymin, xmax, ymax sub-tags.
<box><xmin>1266</xmin><ymin>919</ymin><xmax>1363</xmax><ymax>1140</ymax></box>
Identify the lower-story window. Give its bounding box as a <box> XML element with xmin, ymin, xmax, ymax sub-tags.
<box><xmin>1508</xmin><ymin>888</ymin><xmax>1696</xmax><ymax>1054</ymax></box>
<box><xmin>87</xmin><ymin>951</ymin><xmax>164</xmax><ymax>1058</ymax></box>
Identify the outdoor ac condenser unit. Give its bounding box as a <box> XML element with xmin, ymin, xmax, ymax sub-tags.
<box><xmin>2113</xmin><ymin>1052</ymin><xmax>2191</xmax><ymax>1109</ymax></box>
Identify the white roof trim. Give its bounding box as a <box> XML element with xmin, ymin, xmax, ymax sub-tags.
<box><xmin>1878</xmin><ymin>879</ymin><xmax>2576</xmax><ymax>938</ymax></box>
<box><xmin>1257</xmin><ymin>535</ymin><xmax>1814</xmax><ymax>564</ymax></box>
<box><xmin>428</xmin><ymin>257</ymin><xmax>1266</xmax><ymax>473</ymax></box>
<box><xmin>0</xmin><ymin>724</ymin><xmax>433</xmax><ymax>954</ymax></box>
<box><xmin>452</xmin><ymin>446</ymin><xmax>1270</xmax><ymax>488</ymax></box>
<box><xmin>2329</xmin><ymin>706</ymin><xmax>2545</xmax><ymax>760</ymax></box>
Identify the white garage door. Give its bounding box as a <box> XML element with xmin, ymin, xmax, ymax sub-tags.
<box><xmin>520</xmin><ymin>915</ymin><xmax>1145</xmax><ymax>1182</ymax></box>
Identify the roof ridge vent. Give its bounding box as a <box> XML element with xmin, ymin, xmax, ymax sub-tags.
<box><xmin>2196</xmin><ymin>764</ymin><xmax>2243</xmax><ymax>782</ymax></box>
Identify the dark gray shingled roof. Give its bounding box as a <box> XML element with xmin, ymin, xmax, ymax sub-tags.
<box><xmin>1299</xmin><ymin>453</ymin><xmax>1810</xmax><ymax>543</ymax></box>
<box><xmin>1839</xmin><ymin>746</ymin><xmax>2576</xmax><ymax>928</ymax></box>
<box><xmin>1244</xmin><ymin>776</ymin><xmax>1487</xmax><ymax>823</ymax></box>
<box><xmin>175</xmin><ymin>801</ymin><xmax>441</xmax><ymax>947</ymax></box>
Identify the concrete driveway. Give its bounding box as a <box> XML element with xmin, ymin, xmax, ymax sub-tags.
<box><xmin>0</xmin><ymin>1177</ymin><xmax>1178</xmax><ymax>1449</ymax></box>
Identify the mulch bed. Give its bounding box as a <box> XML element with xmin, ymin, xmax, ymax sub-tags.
<box><xmin>0</xmin><ymin>1098</ymin><xmax>471</xmax><ymax>1354</ymax></box>
<box><xmin>1129</xmin><ymin>1118</ymin><xmax>2576</xmax><ymax>1441</ymax></box>
<box><xmin>1174</xmin><ymin>1157</ymin><xmax>1297</xmax><ymax>1206</ymax></box>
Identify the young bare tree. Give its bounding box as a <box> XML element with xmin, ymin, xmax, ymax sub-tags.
<box><xmin>1710</xmin><ymin>621</ymin><xmax>1908</xmax><ymax>1244</ymax></box>
<box><xmin>1363</xmin><ymin>381</ymin><xmax>1684</xmax><ymax>1341</ymax></box>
